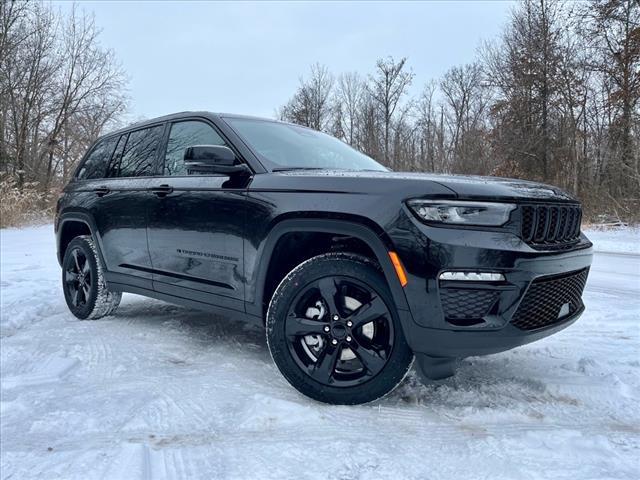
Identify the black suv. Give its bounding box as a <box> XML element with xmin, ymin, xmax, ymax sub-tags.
<box><xmin>56</xmin><ymin>112</ymin><xmax>593</xmax><ymax>404</ymax></box>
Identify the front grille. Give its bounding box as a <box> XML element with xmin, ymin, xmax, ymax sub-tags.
<box><xmin>440</xmin><ymin>288</ymin><xmax>499</xmax><ymax>325</ymax></box>
<box><xmin>521</xmin><ymin>204</ymin><xmax>582</xmax><ymax>249</ymax></box>
<box><xmin>511</xmin><ymin>268</ymin><xmax>589</xmax><ymax>331</ymax></box>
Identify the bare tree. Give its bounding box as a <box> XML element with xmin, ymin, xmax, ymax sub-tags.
<box><xmin>277</xmin><ymin>1</ymin><xmax>639</xmax><ymax>222</ymax></box>
<box><xmin>581</xmin><ymin>0</ymin><xmax>640</xmax><ymax>198</ymax></box>
<box><xmin>483</xmin><ymin>0</ymin><xmax>567</xmax><ymax>181</ymax></box>
<box><xmin>367</xmin><ymin>56</ymin><xmax>414</xmax><ymax>167</ymax></box>
<box><xmin>415</xmin><ymin>82</ymin><xmax>440</xmax><ymax>171</ymax></box>
<box><xmin>1</xmin><ymin>1</ymin><xmax>56</xmax><ymax>187</ymax></box>
<box><xmin>333</xmin><ymin>72</ymin><xmax>364</xmax><ymax>146</ymax></box>
<box><xmin>0</xmin><ymin>1</ymin><xmax>127</xmax><ymax>194</ymax></box>
<box><xmin>440</xmin><ymin>62</ymin><xmax>489</xmax><ymax>173</ymax></box>
<box><xmin>280</xmin><ymin>63</ymin><xmax>333</xmax><ymax>131</ymax></box>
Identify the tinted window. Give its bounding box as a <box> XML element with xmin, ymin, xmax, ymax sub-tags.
<box><xmin>226</xmin><ymin>117</ymin><xmax>386</xmax><ymax>172</ymax></box>
<box><xmin>77</xmin><ymin>137</ymin><xmax>118</xmax><ymax>180</ymax></box>
<box><xmin>109</xmin><ymin>125</ymin><xmax>164</xmax><ymax>177</ymax></box>
<box><xmin>107</xmin><ymin>134</ymin><xmax>128</xmax><ymax>178</ymax></box>
<box><xmin>164</xmin><ymin>121</ymin><xmax>227</xmax><ymax>175</ymax></box>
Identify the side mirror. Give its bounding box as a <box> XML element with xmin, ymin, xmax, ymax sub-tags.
<box><xmin>184</xmin><ymin>145</ymin><xmax>250</xmax><ymax>175</ymax></box>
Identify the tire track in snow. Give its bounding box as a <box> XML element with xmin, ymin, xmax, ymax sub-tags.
<box><xmin>101</xmin><ymin>443</ymin><xmax>151</xmax><ymax>480</ymax></box>
<box><xmin>4</xmin><ymin>420</ymin><xmax>637</xmax><ymax>455</ymax></box>
<box><xmin>2</xmin><ymin>226</ymin><xmax>638</xmax><ymax>479</ymax></box>
<box><xmin>1</xmin><ymin>357</ymin><xmax>79</xmax><ymax>389</ymax></box>
<box><xmin>101</xmin><ymin>441</ymin><xmax>220</xmax><ymax>480</ymax></box>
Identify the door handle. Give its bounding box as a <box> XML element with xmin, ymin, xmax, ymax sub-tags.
<box><xmin>151</xmin><ymin>184</ymin><xmax>173</xmax><ymax>197</ymax></box>
<box><xmin>94</xmin><ymin>186</ymin><xmax>110</xmax><ymax>197</ymax></box>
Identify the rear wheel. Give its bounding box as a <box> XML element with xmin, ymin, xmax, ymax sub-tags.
<box><xmin>62</xmin><ymin>235</ymin><xmax>121</xmax><ymax>320</ymax></box>
<box><xmin>266</xmin><ymin>253</ymin><xmax>413</xmax><ymax>404</ymax></box>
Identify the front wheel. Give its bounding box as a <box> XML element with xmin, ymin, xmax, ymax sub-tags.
<box><xmin>266</xmin><ymin>253</ymin><xmax>413</xmax><ymax>405</ymax></box>
<box><xmin>62</xmin><ymin>235</ymin><xmax>121</xmax><ymax>320</ymax></box>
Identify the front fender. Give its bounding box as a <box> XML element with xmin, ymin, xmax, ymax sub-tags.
<box><xmin>248</xmin><ymin>216</ymin><xmax>411</xmax><ymax>318</ymax></box>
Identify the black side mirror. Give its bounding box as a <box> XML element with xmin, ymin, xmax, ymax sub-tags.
<box><xmin>184</xmin><ymin>145</ymin><xmax>250</xmax><ymax>175</ymax></box>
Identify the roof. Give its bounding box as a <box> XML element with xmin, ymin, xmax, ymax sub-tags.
<box><xmin>101</xmin><ymin>111</ymin><xmax>286</xmax><ymax>140</ymax></box>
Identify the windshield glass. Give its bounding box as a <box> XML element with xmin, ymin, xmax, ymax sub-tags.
<box><xmin>225</xmin><ymin>117</ymin><xmax>387</xmax><ymax>172</ymax></box>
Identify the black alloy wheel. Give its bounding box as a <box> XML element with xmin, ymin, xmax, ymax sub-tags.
<box><xmin>285</xmin><ymin>275</ymin><xmax>394</xmax><ymax>387</ymax></box>
<box><xmin>267</xmin><ymin>253</ymin><xmax>413</xmax><ymax>405</ymax></box>
<box><xmin>62</xmin><ymin>235</ymin><xmax>121</xmax><ymax>320</ymax></box>
<box><xmin>65</xmin><ymin>247</ymin><xmax>92</xmax><ymax>308</ymax></box>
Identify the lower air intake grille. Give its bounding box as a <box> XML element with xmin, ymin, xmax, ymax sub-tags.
<box><xmin>440</xmin><ymin>288</ymin><xmax>499</xmax><ymax>325</ymax></box>
<box><xmin>511</xmin><ymin>268</ymin><xmax>589</xmax><ymax>331</ymax></box>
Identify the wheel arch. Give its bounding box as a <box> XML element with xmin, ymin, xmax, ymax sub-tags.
<box><xmin>56</xmin><ymin>212</ymin><xmax>105</xmax><ymax>267</ymax></box>
<box><xmin>251</xmin><ymin>217</ymin><xmax>410</xmax><ymax>319</ymax></box>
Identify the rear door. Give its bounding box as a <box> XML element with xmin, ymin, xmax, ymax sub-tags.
<box><xmin>146</xmin><ymin>119</ymin><xmax>249</xmax><ymax>311</ymax></box>
<box><xmin>90</xmin><ymin>124</ymin><xmax>165</xmax><ymax>289</ymax></box>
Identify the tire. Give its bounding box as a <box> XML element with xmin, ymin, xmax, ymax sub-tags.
<box><xmin>62</xmin><ymin>235</ymin><xmax>121</xmax><ymax>320</ymax></box>
<box><xmin>266</xmin><ymin>253</ymin><xmax>413</xmax><ymax>405</ymax></box>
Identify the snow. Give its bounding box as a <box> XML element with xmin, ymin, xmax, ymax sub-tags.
<box><xmin>584</xmin><ymin>225</ymin><xmax>640</xmax><ymax>255</ymax></box>
<box><xmin>1</xmin><ymin>225</ymin><xmax>639</xmax><ymax>479</ymax></box>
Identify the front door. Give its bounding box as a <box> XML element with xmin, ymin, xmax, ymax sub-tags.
<box><xmin>146</xmin><ymin>119</ymin><xmax>248</xmax><ymax>311</ymax></box>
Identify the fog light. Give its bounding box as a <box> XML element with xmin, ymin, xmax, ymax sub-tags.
<box><xmin>439</xmin><ymin>271</ymin><xmax>505</xmax><ymax>282</ymax></box>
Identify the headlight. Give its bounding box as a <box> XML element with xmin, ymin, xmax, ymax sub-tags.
<box><xmin>407</xmin><ymin>200</ymin><xmax>515</xmax><ymax>226</ymax></box>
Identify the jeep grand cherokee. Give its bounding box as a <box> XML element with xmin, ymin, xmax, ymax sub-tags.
<box><xmin>56</xmin><ymin>112</ymin><xmax>593</xmax><ymax>404</ymax></box>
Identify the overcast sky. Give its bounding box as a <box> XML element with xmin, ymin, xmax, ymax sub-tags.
<box><xmin>56</xmin><ymin>1</ymin><xmax>515</xmax><ymax>122</ymax></box>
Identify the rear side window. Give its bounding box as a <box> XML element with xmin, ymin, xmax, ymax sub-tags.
<box><xmin>107</xmin><ymin>134</ymin><xmax>128</xmax><ymax>177</ymax></box>
<box><xmin>77</xmin><ymin>137</ymin><xmax>118</xmax><ymax>180</ymax></box>
<box><xmin>108</xmin><ymin>125</ymin><xmax>164</xmax><ymax>177</ymax></box>
<box><xmin>164</xmin><ymin>120</ymin><xmax>228</xmax><ymax>175</ymax></box>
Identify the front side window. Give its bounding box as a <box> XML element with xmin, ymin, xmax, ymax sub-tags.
<box><xmin>224</xmin><ymin>117</ymin><xmax>387</xmax><ymax>172</ymax></box>
<box><xmin>77</xmin><ymin>136</ymin><xmax>118</xmax><ymax>180</ymax></box>
<box><xmin>108</xmin><ymin>125</ymin><xmax>164</xmax><ymax>177</ymax></box>
<box><xmin>164</xmin><ymin>120</ymin><xmax>228</xmax><ymax>175</ymax></box>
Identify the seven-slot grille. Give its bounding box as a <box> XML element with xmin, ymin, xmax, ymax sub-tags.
<box><xmin>520</xmin><ymin>204</ymin><xmax>582</xmax><ymax>248</ymax></box>
<box><xmin>511</xmin><ymin>268</ymin><xmax>589</xmax><ymax>331</ymax></box>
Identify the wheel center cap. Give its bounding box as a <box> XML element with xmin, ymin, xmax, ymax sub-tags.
<box><xmin>331</xmin><ymin>323</ymin><xmax>347</xmax><ymax>339</ymax></box>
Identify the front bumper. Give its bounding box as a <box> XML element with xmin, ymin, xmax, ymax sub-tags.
<box><xmin>388</xmin><ymin>210</ymin><xmax>593</xmax><ymax>358</ymax></box>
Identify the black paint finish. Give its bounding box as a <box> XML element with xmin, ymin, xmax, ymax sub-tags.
<box><xmin>56</xmin><ymin>111</ymin><xmax>593</xmax><ymax>360</ymax></box>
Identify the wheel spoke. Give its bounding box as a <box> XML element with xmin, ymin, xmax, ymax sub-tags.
<box><xmin>309</xmin><ymin>344</ymin><xmax>341</xmax><ymax>384</ymax></box>
<box><xmin>318</xmin><ymin>277</ymin><xmax>340</xmax><ymax>316</ymax></box>
<box><xmin>286</xmin><ymin>316</ymin><xmax>328</xmax><ymax>338</ymax></box>
<box><xmin>285</xmin><ymin>275</ymin><xmax>395</xmax><ymax>388</ymax></box>
<box><xmin>348</xmin><ymin>296</ymin><xmax>387</xmax><ymax>329</ymax></box>
<box><xmin>65</xmin><ymin>270</ymin><xmax>77</xmax><ymax>284</ymax></box>
<box><xmin>82</xmin><ymin>284</ymin><xmax>90</xmax><ymax>302</ymax></box>
<box><xmin>82</xmin><ymin>259</ymin><xmax>90</xmax><ymax>275</ymax></box>
<box><xmin>71</xmin><ymin>289</ymin><xmax>79</xmax><ymax>307</ymax></box>
<box><xmin>351</xmin><ymin>339</ymin><xmax>387</xmax><ymax>375</ymax></box>
<box><xmin>72</xmin><ymin>249</ymin><xmax>81</xmax><ymax>273</ymax></box>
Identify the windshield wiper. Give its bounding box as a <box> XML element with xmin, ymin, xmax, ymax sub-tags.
<box><xmin>272</xmin><ymin>167</ymin><xmax>326</xmax><ymax>172</ymax></box>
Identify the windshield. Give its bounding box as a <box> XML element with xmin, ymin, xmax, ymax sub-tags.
<box><xmin>224</xmin><ymin>117</ymin><xmax>387</xmax><ymax>172</ymax></box>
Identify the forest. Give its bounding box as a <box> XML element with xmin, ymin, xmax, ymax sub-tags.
<box><xmin>1</xmin><ymin>0</ymin><xmax>638</xmax><ymax>226</ymax></box>
<box><xmin>279</xmin><ymin>0</ymin><xmax>639</xmax><ymax>223</ymax></box>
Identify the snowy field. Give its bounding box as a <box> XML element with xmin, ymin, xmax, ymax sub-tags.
<box><xmin>1</xmin><ymin>225</ymin><xmax>638</xmax><ymax>480</ymax></box>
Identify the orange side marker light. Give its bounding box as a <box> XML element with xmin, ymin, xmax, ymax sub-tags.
<box><xmin>388</xmin><ymin>251</ymin><xmax>408</xmax><ymax>287</ymax></box>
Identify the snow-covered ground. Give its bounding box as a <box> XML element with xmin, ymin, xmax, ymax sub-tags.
<box><xmin>1</xmin><ymin>225</ymin><xmax>638</xmax><ymax>480</ymax></box>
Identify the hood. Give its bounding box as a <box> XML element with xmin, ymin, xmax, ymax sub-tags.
<box><xmin>265</xmin><ymin>170</ymin><xmax>578</xmax><ymax>203</ymax></box>
<box><xmin>415</xmin><ymin>173</ymin><xmax>577</xmax><ymax>203</ymax></box>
